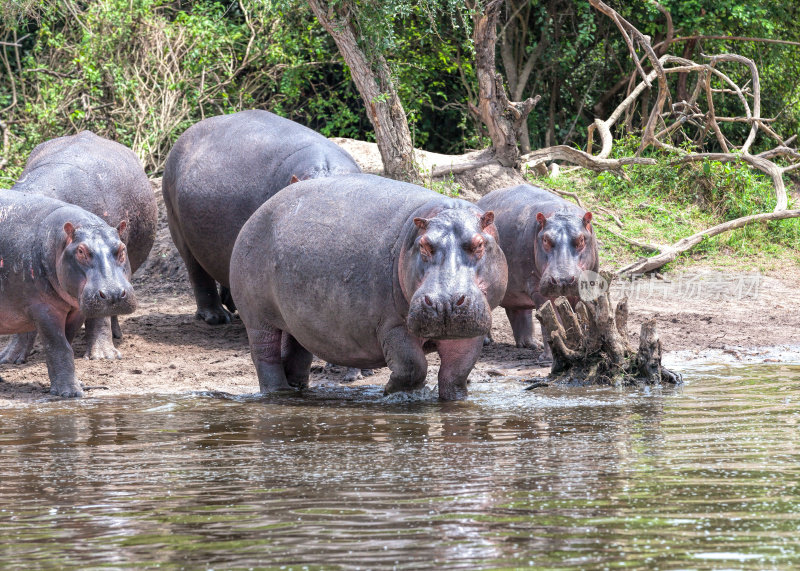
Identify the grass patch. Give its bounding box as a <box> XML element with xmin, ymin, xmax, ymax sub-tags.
<box><xmin>529</xmin><ymin>137</ymin><xmax>800</xmax><ymax>273</ymax></box>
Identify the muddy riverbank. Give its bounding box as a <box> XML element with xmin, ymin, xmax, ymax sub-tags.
<box><xmin>1</xmin><ymin>181</ymin><xmax>799</xmax><ymax>405</ymax></box>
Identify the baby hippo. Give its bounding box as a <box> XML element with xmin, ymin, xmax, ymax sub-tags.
<box><xmin>230</xmin><ymin>174</ymin><xmax>508</xmax><ymax>400</ymax></box>
<box><xmin>476</xmin><ymin>184</ymin><xmax>598</xmax><ymax>356</ymax></box>
<box><xmin>0</xmin><ymin>191</ymin><xmax>136</xmax><ymax>397</ymax></box>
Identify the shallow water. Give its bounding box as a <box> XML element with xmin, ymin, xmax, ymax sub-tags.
<box><xmin>1</xmin><ymin>362</ymin><xmax>799</xmax><ymax>569</ymax></box>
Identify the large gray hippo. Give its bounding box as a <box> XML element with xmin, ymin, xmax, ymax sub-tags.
<box><xmin>162</xmin><ymin>109</ymin><xmax>360</xmax><ymax>325</ymax></box>
<box><xmin>229</xmin><ymin>174</ymin><xmax>508</xmax><ymax>401</ymax></box>
<box><xmin>4</xmin><ymin>131</ymin><xmax>157</xmax><ymax>361</ymax></box>
<box><xmin>0</xmin><ymin>191</ymin><xmax>137</xmax><ymax>397</ymax></box>
<box><xmin>477</xmin><ymin>184</ymin><xmax>598</xmax><ymax>356</ymax></box>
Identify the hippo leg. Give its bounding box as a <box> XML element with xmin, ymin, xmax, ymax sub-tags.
<box><xmin>506</xmin><ymin>308</ymin><xmax>543</xmax><ymax>350</ymax></box>
<box><xmin>382</xmin><ymin>326</ymin><xmax>427</xmax><ymax>395</ymax></box>
<box><xmin>33</xmin><ymin>307</ymin><xmax>82</xmax><ymax>398</ymax></box>
<box><xmin>84</xmin><ymin>317</ymin><xmax>122</xmax><ymax>360</ymax></box>
<box><xmin>248</xmin><ymin>326</ymin><xmax>294</xmax><ymax>393</ymax></box>
<box><xmin>220</xmin><ymin>286</ymin><xmax>237</xmax><ymax>314</ymax></box>
<box><xmin>0</xmin><ymin>332</ymin><xmax>37</xmax><ymax>364</ymax></box>
<box><xmin>173</xmin><ymin>232</ymin><xmax>231</xmax><ymax>325</ymax></box>
<box><xmin>281</xmin><ymin>332</ymin><xmax>312</xmax><ymax>389</ymax></box>
<box><xmin>111</xmin><ymin>316</ymin><xmax>123</xmax><ymax>340</ymax></box>
<box><xmin>436</xmin><ymin>337</ymin><xmax>484</xmax><ymax>401</ymax></box>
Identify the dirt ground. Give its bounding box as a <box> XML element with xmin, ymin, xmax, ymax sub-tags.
<box><xmin>1</xmin><ymin>179</ymin><xmax>799</xmax><ymax>406</ymax></box>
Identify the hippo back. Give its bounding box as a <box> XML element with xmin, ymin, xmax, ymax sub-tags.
<box><xmin>162</xmin><ymin>110</ymin><xmax>361</xmax><ymax>286</ymax></box>
<box><xmin>10</xmin><ymin>131</ymin><xmax>157</xmax><ymax>274</ymax></box>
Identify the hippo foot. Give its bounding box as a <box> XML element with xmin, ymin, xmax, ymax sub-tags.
<box><xmin>0</xmin><ymin>333</ymin><xmax>36</xmax><ymax>364</ymax></box>
<box><xmin>515</xmin><ymin>338</ymin><xmax>544</xmax><ymax>351</ymax></box>
<box><xmin>483</xmin><ymin>335</ymin><xmax>493</xmax><ymax>346</ymax></box>
<box><xmin>85</xmin><ymin>340</ymin><xmax>122</xmax><ymax>360</ymax></box>
<box><xmin>50</xmin><ymin>383</ymin><xmax>84</xmax><ymax>398</ymax></box>
<box><xmin>196</xmin><ymin>306</ymin><xmax>232</xmax><ymax>325</ymax></box>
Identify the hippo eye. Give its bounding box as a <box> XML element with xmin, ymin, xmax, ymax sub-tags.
<box><xmin>575</xmin><ymin>235</ymin><xmax>586</xmax><ymax>251</ymax></box>
<box><xmin>117</xmin><ymin>245</ymin><xmax>127</xmax><ymax>265</ymax></box>
<box><xmin>542</xmin><ymin>235</ymin><xmax>554</xmax><ymax>251</ymax></box>
<box><xmin>75</xmin><ymin>244</ymin><xmax>91</xmax><ymax>265</ymax></box>
<box><xmin>419</xmin><ymin>236</ymin><xmax>434</xmax><ymax>260</ymax></box>
<box><xmin>465</xmin><ymin>235</ymin><xmax>485</xmax><ymax>259</ymax></box>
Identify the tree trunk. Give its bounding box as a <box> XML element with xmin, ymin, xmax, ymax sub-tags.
<box><xmin>535</xmin><ymin>293</ymin><xmax>682</xmax><ymax>386</ymax></box>
<box><xmin>469</xmin><ymin>0</ymin><xmax>538</xmax><ymax>167</ymax></box>
<box><xmin>307</xmin><ymin>0</ymin><xmax>420</xmax><ymax>182</ymax></box>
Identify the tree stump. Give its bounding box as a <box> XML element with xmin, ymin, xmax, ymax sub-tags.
<box><xmin>535</xmin><ymin>293</ymin><xmax>682</xmax><ymax>386</ymax></box>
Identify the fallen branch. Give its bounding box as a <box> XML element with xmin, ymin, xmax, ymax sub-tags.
<box><xmin>519</xmin><ymin>145</ymin><xmax>656</xmax><ymax>178</ymax></box>
<box><xmin>616</xmin><ymin>208</ymin><xmax>800</xmax><ymax>275</ymax></box>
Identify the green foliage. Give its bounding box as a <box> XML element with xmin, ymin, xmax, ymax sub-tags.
<box><xmin>539</xmin><ymin>136</ymin><xmax>800</xmax><ymax>270</ymax></box>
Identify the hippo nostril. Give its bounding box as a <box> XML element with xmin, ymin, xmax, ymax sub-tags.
<box><xmin>549</xmin><ymin>277</ymin><xmax>557</xmax><ymax>286</ymax></box>
<box><xmin>98</xmin><ymin>290</ymin><xmax>106</xmax><ymax>299</ymax></box>
<box><xmin>567</xmin><ymin>276</ymin><xmax>577</xmax><ymax>285</ymax></box>
<box><xmin>424</xmin><ymin>295</ymin><xmax>433</xmax><ymax>306</ymax></box>
<box><xmin>456</xmin><ymin>295</ymin><xmax>466</xmax><ymax>306</ymax></box>
<box><xmin>120</xmin><ymin>290</ymin><xmax>127</xmax><ymax>298</ymax></box>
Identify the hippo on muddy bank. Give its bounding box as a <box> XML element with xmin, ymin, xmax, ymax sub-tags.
<box><xmin>4</xmin><ymin>131</ymin><xmax>157</xmax><ymax>361</ymax></box>
<box><xmin>0</xmin><ymin>191</ymin><xmax>137</xmax><ymax>397</ymax></box>
<box><xmin>162</xmin><ymin>109</ymin><xmax>361</xmax><ymax>325</ymax></box>
<box><xmin>476</xmin><ymin>184</ymin><xmax>598</xmax><ymax>356</ymax></box>
<box><xmin>229</xmin><ymin>174</ymin><xmax>508</xmax><ymax>401</ymax></box>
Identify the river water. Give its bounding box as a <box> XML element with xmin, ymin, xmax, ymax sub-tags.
<box><xmin>0</xmin><ymin>360</ymin><xmax>799</xmax><ymax>569</ymax></box>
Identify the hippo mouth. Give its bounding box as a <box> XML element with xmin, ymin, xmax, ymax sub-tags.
<box><xmin>537</xmin><ymin>275</ymin><xmax>581</xmax><ymax>299</ymax></box>
<box><xmin>406</xmin><ymin>296</ymin><xmax>492</xmax><ymax>340</ymax></box>
<box><xmin>80</xmin><ymin>289</ymin><xmax>137</xmax><ymax>318</ymax></box>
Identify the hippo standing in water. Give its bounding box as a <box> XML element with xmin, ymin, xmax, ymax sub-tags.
<box><xmin>476</xmin><ymin>184</ymin><xmax>598</xmax><ymax>358</ymax></box>
<box><xmin>3</xmin><ymin>131</ymin><xmax>157</xmax><ymax>361</ymax></box>
<box><xmin>163</xmin><ymin>109</ymin><xmax>367</xmax><ymax>381</ymax></box>
<box><xmin>230</xmin><ymin>174</ymin><xmax>508</xmax><ymax>401</ymax></box>
<box><xmin>0</xmin><ymin>191</ymin><xmax>137</xmax><ymax>396</ymax></box>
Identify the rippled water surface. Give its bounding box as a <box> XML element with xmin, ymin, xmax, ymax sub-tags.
<box><xmin>1</xmin><ymin>362</ymin><xmax>800</xmax><ymax>569</ymax></box>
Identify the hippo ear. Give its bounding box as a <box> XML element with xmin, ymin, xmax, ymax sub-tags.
<box><xmin>583</xmin><ymin>212</ymin><xmax>593</xmax><ymax>229</ymax></box>
<box><xmin>63</xmin><ymin>222</ymin><xmax>76</xmax><ymax>244</ymax></box>
<box><xmin>479</xmin><ymin>211</ymin><xmax>495</xmax><ymax>230</ymax></box>
<box><xmin>117</xmin><ymin>220</ymin><xmax>129</xmax><ymax>240</ymax></box>
<box><xmin>290</xmin><ymin>175</ymin><xmax>300</xmax><ymax>184</ymax></box>
<box><xmin>536</xmin><ymin>212</ymin><xmax>547</xmax><ymax>228</ymax></box>
<box><xmin>413</xmin><ymin>217</ymin><xmax>429</xmax><ymax>230</ymax></box>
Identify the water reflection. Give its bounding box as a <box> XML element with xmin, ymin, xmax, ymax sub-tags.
<box><xmin>0</xmin><ymin>366</ymin><xmax>798</xmax><ymax>568</ymax></box>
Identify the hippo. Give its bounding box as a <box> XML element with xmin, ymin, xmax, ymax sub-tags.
<box><xmin>163</xmin><ymin>109</ymin><xmax>360</xmax><ymax>324</ymax></box>
<box><xmin>163</xmin><ymin>109</ymin><xmax>366</xmax><ymax>381</ymax></box>
<box><xmin>0</xmin><ymin>191</ymin><xmax>137</xmax><ymax>397</ymax></box>
<box><xmin>3</xmin><ymin>131</ymin><xmax>157</xmax><ymax>362</ymax></box>
<box><xmin>476</xmin><ymin>184</ymin><xmax>598</xmax><ymax>357</ymax></box>
<box><xmin>229</xmin><ymin>174</ymin><xmax>508</xmax><ymax>401</ymax></box>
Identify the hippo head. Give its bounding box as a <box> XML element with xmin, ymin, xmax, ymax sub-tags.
<box><xmin>56</xmin><ymin>221</ymin><xmax>137</xmax><ymax>318</ymax></box>
<box><xmin>534</xmin><ymin>208</ymin><xmax>597</xmax><ymax>299</ymax></box>
<box><xmin>402</xmin><ymin>208</ymin><xmax>507</xmax><ymax>340</ymax></box>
